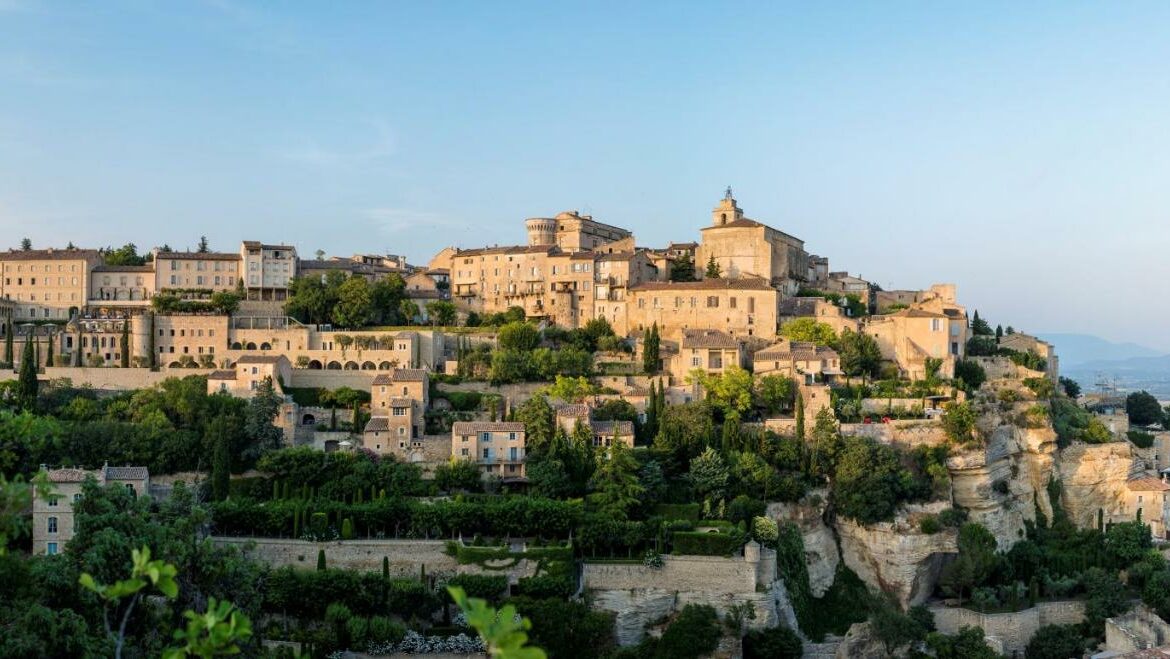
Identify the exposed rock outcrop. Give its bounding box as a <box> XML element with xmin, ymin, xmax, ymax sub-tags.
<box><xmin>836</xmin><ymin>515</ymin><xmax>957</xmax><ymax>608</ymax></box>
<box><xmin>1057</xmin><ymin>441</ymin><xmax>1135</xmax><ymax>528</ymax></box>
<box><xmin>768</xmin><ymin>490</ymin><xmax>838</xmax><ymax>597</ymax></box>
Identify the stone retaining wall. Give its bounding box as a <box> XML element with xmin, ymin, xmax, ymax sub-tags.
<box><xmin>582</xmin><ymin>554</ymin><xmax>760</xmax><ymax>593</ymax></box>
<box><xmin>929</xmin><ymin>600</ymin><xmax>1084</xmax><ymax>656</ymax></box>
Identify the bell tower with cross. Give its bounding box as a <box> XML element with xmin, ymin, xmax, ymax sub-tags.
<box><xmin>712</xmin><ymin>186</ymin><xmax>744</xmax><ymax>226</ymax></box>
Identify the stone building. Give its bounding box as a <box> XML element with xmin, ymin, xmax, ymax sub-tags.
<box><xmin>665</xmin><ymin>328</ymin><xmax>746</xmax><ymax>381</ymax></box>
<box><xmin>694</xmin><ymin>189</ymin><xmax>809</xmax><ymax>294</ymax></box>
<box><xmin>1118</xmin><ymin>473</ymin><xmax>1170</xmax><ymax>540</ymax></box>
<box><xmin>999</xmin><ymin>332</ymin><xmax>1060</xmax><ymax>380</ymax></box>
<box><xmin>752</xmin><ymin>338</ymin><xmax>842</xmax><ymax>384</ymax></box>
<box><xmin>241</xmin><ymin>241</ymin><xmax>297</xmax><ymax>301</ymax></box>
<box><xmin>625</xmin><ymin>278</ymin><xmax>779</xmax><ymax>339</ymax></box>
<box><xmin>0</xmin><ymin>247</ymin><xmax>103</xmax><ymax>321</ymax></box>
<box><xmin>153</xmin><ymin>250</ymin><xmax>241</xmax><ymax>294</ymax></box>
<box><xmin>296</xmin><ymin>258</ymin><xmax>395</xmax><ymax>283</ymax></box>
<box><xmin>525</xmin><ymin>210</ymin><xmax>633</xmax><ymax>252</ymax></box>
<box><xmin>778</xmin><ymin>296</ymin><xmax>860</xmax><ymax>335</ymax></box>
<box><xmin>451</xmin><ymin>421</ymin><xmax>527</xmax><ymax>480</ymax></box>
<box><xmin>365</xmin><ymin>368</ymin><xmax>429</xmax><ymax>448</ymax></box>
<box><xmin>863</xmin><ymin>299</ymin><xmax>968</xmax><ymax>380</ymax></box>
<box><xmin>33</xmin><ymin>465</ymin><xmax>150</xmax><ymax>555</ymax></box>
<box><xmin>90</xmin><ymin>264</ymin><xmax>156</xmax><ymax>307</ymax></box>
<box><xmin>207</xmin><ymin>355</ymin><xmax>292</xmax><ymax>398</ymax></box>
<box><xmin>553</xmin><ymin>403</ymin><xmax>636</xmax><ymax>448</ymax></box>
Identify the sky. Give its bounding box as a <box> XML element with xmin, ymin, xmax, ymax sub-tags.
<box><xmin>2</xmin><ymin>1</ymin><xmax>1169</xmax><ymax>349</ymax></box>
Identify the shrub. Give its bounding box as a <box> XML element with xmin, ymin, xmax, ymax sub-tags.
<box><xmin>919</xmin><ymin>515</ymin><xmax>942</xmax><ymax>534</ymax></box>
<box><xmin>654</xmin><ymin>503</ymin><xmax>701</xmax><ymax>521</ymax></box>
<box><xmin>656</xmin><ymin>604</ymin><xmax>721</xmax><ymax>659</ymax></box>
<box><xmin>941</xmin><ymin>402</ymin><xmax>978</xmax><ymax>444</ymax></box>
<box><xmin>671</xmin><ymin>530</ymin><xmax>747</xmax><ymax>556</ymax></box>
<box><xmin>938</xmin><ymin>507</ymin><xmax>967</xmax><ymax>528</ymax></box>
<box><xmin>444</xmin><ymin>574</ymin><xmax>507</xmax><ymax>603</ymax></box>
<box><xmin>1023</xmin><ymin>377</ymin><xmax>1055</xmax><ymax>399</ymax></box>
<box><xmin>743</xmin><ymin>625</ymin><xmax>802</xmax><ymax>658</ymax></box>
<box><xmin>1127</xmin><ymin>430</ymin><xmax>1155</xmax><ymax>449</ymax></box>
<box><xmin>1025</xmin><ymin>623</ymin><xmax>1084</xmax><ymax>659</ymax></box>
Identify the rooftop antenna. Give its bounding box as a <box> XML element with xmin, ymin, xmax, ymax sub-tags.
<box><xmin>724</xmin><ymin>186</ymin><xmax>733</xmax><ymax>200</ymax></box>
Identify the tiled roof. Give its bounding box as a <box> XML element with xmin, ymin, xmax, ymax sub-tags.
<box><xmin>155</xmin><ymin>251</ymin><xmax>239</xmax><ymax>261</ymax></box>
<box><xmin>46</xmin><ymin>468</ymin><xmax>92</xmax><ymax>482</ymax></box>
<box><xmin>630</xmin><ymin>277</ymin><xmax>774</xmax><ymax>292</ymax></box>
<box><xmin>682</xmin><ymin>329</ymin><xmax>739</xmax><ymax>350</ymax></box>
<box><xmin>364</xmin><ymin>417</ymin><xmax>390</xmax><ymax>432</ymax></box>
<box><xmin>236</xmin><ymin>355</ymin><xmax>285</xmax><ymax>364</ymax></box>
<box><xmin>1127</xmin><ymin>476</ymin><xmax>1170</xmax><ymax>492</ymax></box>
<box><xmin>1</xmin><ymin>248</ymin><xmax>102</xmax><ymax>261</ymax></box>
<box><xmin>452</xmin><ymin>421</ymin><xmax>526</xmax><ymax>434</ymax></box>
<box><xmin>391</xmin><ymin>368</ymin><xmax>427</xmax><ymax>382</ymax></box>
<box><xmin>207</xmin><ymin>370</ymin><xmax>237</xmax><ymax>380</ymax></box>
<box><xmin>455</xmin><ymin>245</ymin><xmax>557</xmax><ymax>257</ymax></box>
<box><xmin>372</xmin><ymin>374</ymin><xmax>393</xmax><ymax>385</ymax></box>
<box><xmin>556</xmin><ymin>404</ymin><xmax>591</xmax><ymax>417</ymax></box>
<box><xmin>700</xmin><ymin>218</ymin><xmax>765</xmax><ymax>230</ymax></box>
<box><xmin>592</xmin><ymin>420</ymin><xmax>634</xmax><ymax>436</ymax></box>
<box><xmin>885</xmin><ymin>308</ymin><xmax>948</xmax><ymax>319</ymax></box>
<box><xmin>755</xmin><ymin>341</ymin><xmax>837</xmax><ymax>362</ymax></box>
<box><xmin>388</xmin><ymin>398</ymin><xmax>413</xmax><ymax>408</ymax></box>
<box><xmin>104</xmin><ymin>466</ymin><xmax>149</xmax><ymax>480</ymax></box>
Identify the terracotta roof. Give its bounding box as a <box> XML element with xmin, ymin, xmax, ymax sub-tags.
<box><xmin>93</xmin><ymin>264</ymin><xmax>155</xmax><ymax>273</ymax></box>
<box><xmin>388</xmin><ymin>398</ymin><xmax>413</xmax><ymax>408</ymax></box>
<box><xmin>364</xmin><ymin>417</ymin><xmax>390</xmax><ymax>432</ymax></box>
<box><xmin>884</xmin><ymin>308</ymin><xmax>948</xmax><ymax>319</ymax></box>
<box><xmin>1127</xmin><ymin>476</ymin><xmax>1170</xmax><ymax>492</ymax></box>
<box><xmin>755</xmin><ymin>340</ymin><xmax>837</xmax><ymax>362</ymax></box>
<box><xmin>46</xmin><ymin>468</ymin><xmax>92</xmax><ymax>483</ymax></box>
<box><xmin>452</xmin><ymin>421</ymin><xmax>526</xmax><ymax>434</ymax></box>
<box><xmin>630</xmin><ymin>277</ymin><xmax>775</xmax><ymax>292</ymax></box>
<box><xmin>372</xmin><ymin>374</ymin><xmax>393</xmax><ymax>385</ymax></box>
<box><xmin>700</xmin><ymin>218</ymin><xmax>765</xmax><ymax>230</ymax></box>
<box><xmin>455</xmin><ymin>245</ymin><xmax>556</xmax><ymax>257</ymax></box>
<box><xmin>155</xmin><ymin>251</ymin><xmax>239</xmax><ymax>261</ymax></box>
<box><xmin>556</xmin><ymin>404</ymin><xmax>591</xmax><ymax>417</ymax></box>
<box><xmin>391</xmin><ymin>368</ymin><xmax>427</xmax><ymax>382</ymax></box>
<box><xmin>1</xmin><ymin>248</ymin><xmax>102</xmax><ymax>261</ymax></box>
<box><xmin>208</xmin><ymin>370</ymin><xmax>237</xmax><ymax>380</ymax></box>
<box><xmin>667</xmin><ymin>242</ymin><xmax>698</xmax><ymax>249</ymax></box>
<box><xmin>104</xmin><ymin>466</ymin><xmax>148</xmax><ymax>480</ymax></box>
<box><xmin>298</xmin><ymin>260</ymin><xmax>391</xmax><ymax>274</ymax></box>
<box><xmin>593</xmin><ymin>420</ymin><xmax>634</xmax><ymax>436</ymax></box>
<box><xmin>682</xmin><ymin>329</ymin><xmax>739</xmax><ymax>350</ymax></box>
<box><xmin>425</xmin><ymin>268</ymin><xmax>449</xmax><ymax>275</ymax></box>
<box><xmin>236</xmin><ymin>355</ymin><xmax>285</xmax><ymax>364</ymax></box>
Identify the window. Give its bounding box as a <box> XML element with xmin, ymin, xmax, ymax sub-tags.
<box><xmin>398</xmin><ymin>427</ymin><xmax>406</xmax><ymax>435</ymax></box>
<box><xmin>931</xmin><ymin>319</ymin><xmax>941</xmax><ymax>332</ymax></box>
<box><xmin>706</xmin><ymin>296</ymin><xmax>719</xmax><ymax>308</ymax></box>
<box><xmin>508</xmin><ymin>432</ymin><xmax>517</xmax><ymax>440</ymax></box>
<box><xmin>47</xmin><ymin>542</ymin><xmax>58</xmax><ymax>555</ymax></box>
<box><xmin>481</xmin><ymin>432</ymin><xmax>491</xmax><ymax>442</ymax></box>
<box><xmin>73</xmin><ymin>493</ymin><xmax>81</xmax><ymax>503</ymax></box>
<box><xmin>729</xmin><ymin>297</ymin><xmax>737</xmax><ymax>309</ymax></box>
<box><xmin>393</xmin><ymin>407</ymin><xmax>406</xmax><ymax>416</ymax></box>
<box><xmin>48</xmin><ymin>496</ymin><xmax>58</xmax><ymax>507</ymax></box>
<box><xmin>47</xmin><ymin>517</ymin><xmax>58</xmax><ymax>533</ymax></box>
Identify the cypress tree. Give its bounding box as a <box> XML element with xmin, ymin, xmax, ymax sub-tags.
<box><xmin>316</xmin><ymin>549</ymin><xmax>326</xmax><ymax>571</ymax></box>
<box><xmin>794</xmin><ymin>391</ymin><xmax>806</xmax><ymax>442</ymax></box>
<box><xmin>120</xmin><ymin>319</ymin><xmax>130</xmax><ymax>368</ymax></box>
<box><xmin>44</xmin><ymin>334</ymin><xmax>53</xmax><ymax>367</ymax></box>
<box><xmin>292</xmin><ymin>506</ymin><xmax>300</xmax><ymax>538</ymax></box>
<box><xmin>16</xmin><ymin>334</ymin><xmax>38</xmax><ymax>410</ymax></box>
<box><xmin>34</xmin><ymin>337</ymin><xmax>40</xmax><ymax>371</ymax></box>
<box><xmin>382</xmin><ymin>556</ymin><xmax>390</xmax><ymax>579</ymax></box>
<box><xmin>209</xmin><ymin>417</ymin><xmax>232</xmax><ymax>501</ymax></box>
<box><xmin>2</xmin><ymin>318</ymin><xmax>12</xmax><ymax>367</ymax></box>
<box><xmin>642</xmin><ymin>323</ymin><xmax>661</xmax><ymax>374</ymax></box>
<box><xmin>342</xmin><ymin>518</ymin><xmax>354</xmax><ymax>540</ymax></box>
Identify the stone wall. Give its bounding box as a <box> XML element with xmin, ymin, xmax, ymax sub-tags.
<box><xmin>1104</xmin><ymin>604</ymin><xmax>1170</xmax><ymax>654</ymax></box>
<box><xmin>929</xmin><ymin>600</ymin><xmax>1085</xmax><ymax>656</ymax></box>
<box><xmin>287</xmin><ymin>370</ymin><xmax>376</xmax><ymax>390</ymax></box>
<box><xmin>840</xmin><ymin>419</ymin><xmax>948</xmax><ymax>448</ymax></box>
<box><xmin>583</xmin><ymin>554</ymin><xmax>761</xmax><ymax>593</ymax></box>
<box><xmin>3</xmin><ymin>366</ymin><xmax>216</xmax><ymax>390</ymax></box>
<box><xmin>212</xmin><ymin>537</ymin><xmax>537</xmax><ymax>582</ymax></box>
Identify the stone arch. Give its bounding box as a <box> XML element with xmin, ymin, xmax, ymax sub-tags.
<box><xmin>360</xmin><ymin>361</ymin><xmax>376</xmax><ymax>371</ymax></box>
<box><xmin>301</xmin><ymin>413</ymin><xmax>316</xmax><ymax>426</ymax></box>
<box><xmin>231</xmin><ymin>341</ymin><xmax>243</xmax><ymax>350</ymax></box>
<box><xmin>307</xmin><ymin>359</ymin><xmax>323</xmax><ymax>370</ymax></box>
<box><xmin>245</xmin><ymin>342</ymin><xmax>257</xmax><ymax>350</ymax></box>
<box><xmin>326</xmin><ymin>361</ymin><xmax>342</xmax><ymax>370</ymax></box>
<box><xmin>260</xmin><ymin>342</ymin><xmax>272</xmax><ymax>350</ymax></box>
<box><xmin>167</xmin><ymin>361</ymin><xmax>182</xmax><ymax>368</ymax></box>
<box><xmin>377</xmin><ymin>361</ymin><xmax>393</xmax><ymax>370</ymax></box>
<box><xmin>343</xmin><ymin>361</ymin><xmax>359</xmax><ymax>370</ymax></box>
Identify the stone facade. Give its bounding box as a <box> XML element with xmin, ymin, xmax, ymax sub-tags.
<box><xmin>0</xmin><ymin>248</ymin><xmax>102</xmax><ymax>321</ymax></box>
<box><xmin>33</xmin><ymin>465</ymin><xmax>150</xmax><ymax>556</ymax></box>
<box><xmin>695</xmin><ymin>190</ymin><xmax>809</xmax><ymax>294</ymax></box>
<box><xmin>929</xmin><ymin>600</ymin><xmax>1085</xmax><ymax>657</ymax></box>
<box><xmin>451</xmin><ymin>421</ymin><xmax>527</xmax><ymax>480</ymax></box>
<box><xmin>1105</xmin><ymin>604</ymin><xmax>1170</xmax><ymax>655</ymax></box>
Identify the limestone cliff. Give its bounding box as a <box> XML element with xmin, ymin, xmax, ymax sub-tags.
<box><xmin>767</xmin><ymin>491</ymin><xmax>838</xmax><ymax>597</ymax></box>
<box><xmin>1056</xmin><ymin>441</ymin><xmax>1135</xmax><ymax>528</ymax></box>
<box><xmin>835</xmin><ymin>513</ymin><xmax>958</xmax><ymax>608</ymax></box>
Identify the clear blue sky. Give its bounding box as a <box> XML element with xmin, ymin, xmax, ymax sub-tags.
<box><xmin>3</xmin><ymin>2</ymin><xmax>1169</xmax><ymax>348</ymax></box>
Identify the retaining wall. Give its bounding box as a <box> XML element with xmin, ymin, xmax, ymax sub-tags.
<box><xmin>929</xmin><ymin>600</ymin><xmax>1084</xmax><ymax>656</ymax></box>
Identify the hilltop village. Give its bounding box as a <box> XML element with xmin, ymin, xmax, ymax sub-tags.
<box><xmin>2</xmin><ymin>191</ymin><xmax>1169</xmax><ymax>658</ymax></box>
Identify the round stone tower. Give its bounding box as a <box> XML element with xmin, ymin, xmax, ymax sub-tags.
<box><xmin>525</xmin><ymin>217</ymin><xmax>557</xmax><ymax>246</ymax></box>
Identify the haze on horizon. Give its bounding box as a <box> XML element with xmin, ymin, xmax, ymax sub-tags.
<box><xmin>2</xmin><ymin>1</ymin><xmax>1168</xmax><ymax>350</ymax></box>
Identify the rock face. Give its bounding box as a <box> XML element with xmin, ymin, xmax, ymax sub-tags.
<box><xmin>1057</xmin><ymin>441</ymin><xmax>1135</xmax><ymax>528</ymax></box>
<box><xmin>768</xmin><ymin>491</ymin><xmax>838</xmax><ymax>597</ymax></box>
<box><xmin>833</xmin><ymin>622</ymin><xmax>892</xmax><ymax>659</ymax></box>
<box><xmin>948</xmin><ymin>421</ymin><xmax>1057</xmax><ymax>549</ymax></box>
<box><xmin>836</xmin><ymin>515</ymin><xmax>958</xmax><ymax>608</ymax></box>
<box><xmin>590</xmin><ymin>589</ymin><xmax>777</xmax><ymax>646</ymax></box>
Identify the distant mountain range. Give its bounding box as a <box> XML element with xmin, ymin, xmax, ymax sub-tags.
<box><xmin>1039</xmin><ymin>333</ymin><xmax>1170</xmax><ymax>398</ymax></box>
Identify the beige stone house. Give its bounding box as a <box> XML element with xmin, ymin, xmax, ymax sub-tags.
<box><xmin>863</xmin><ymin>298</ymin><xmax>968</xmax><ymax>380</ymax></box>
<box><xmin>90</xmin><ymin>264</ymin><xmax>156</xmax><ymax>307</ymax></box>
<box><xmin>999</xmin><ymin>332</ymin><xmax>1060</xmax><ymax>380</ymax></box>
<box><xmin>553</xmin><ymin>403</ymin><xmax>636</xmax><ymax>449</ymax></box>
<box><xmin>33</xmin><ymin>465</ymin><xmax>150</xmax><ymax>555</ymax></box>
<box><xmin>241</xmin><ymin>241</ymin><xmax>297</xmax><ymax>301</ymax></box>
<box><xmin>665</xmin><ymin>329</ymin><xmax>746</xmax><ymax>381</ymax></box>
<box><xmin>207</xmin><ymin>355</ymin><xmax>292</xmax><ymax>398</ymax></box>
<box><xmin>451</xmin><ymin>421</ymin><xmax>527</xmax><ymax>480</ymax></box>
<box><xmin>0</xmin><ymin>247</ymin><xmax>102</xmax><ymax>321</ymax></box>
<box><xmin>626</xmin><ymin>278</ymin><xmax>779</xmax><ymax>340</ymax></box>
<box><xmin>365</xmin><ymin>368</ymin><xmax>429</xmax><ymax>448</ymax></box>
<box><xmin>694</xmin><ymin>190</ymin><xmax>809</xmax><ymax>294</ymax></box>
<box><xmin>1118</xmin><ymin>473</ymin><xmax>1170</xmax><ymax>540</ymax></box>
<box><xmin>153</xmin><ymin>250</ymin><xmax>240</xmax><ymax>295</ymax></box>
<box><xmin>525</xmin><ymin>210</ymin><xmax>633</xmax><ymax>252</ymax></box>
<box><xmin>753</xmin><ymin>338</ymin><xmax>842</xmax><ymax>384</ymax></box>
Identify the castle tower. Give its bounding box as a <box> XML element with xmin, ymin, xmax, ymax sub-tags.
<box><xmin>712</xmin><ymin>186</ymin><xmax>744</xmax><ymax>226</ymax></box>
<box><xmin>525</xmin><ymin>217</ymin><xmax>557</xmax><ymax>246</ymax></box>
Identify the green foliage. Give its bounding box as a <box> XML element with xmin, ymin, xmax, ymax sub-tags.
<box><xmin>938</xmin><ymin>523</ymin><xmax>998</xmax><ymax>604</ymax></box>
<box><xmin>163</xmin><ymin>597</ymin><xmax>253</xmax><ymax>659</ymax></box>
<box><xmin>587</xmin><ymin>441</ymin><xmax>644</xmax><ymax>520</ymax></box>
<box><xmin>448</xmin><ymin>586</ymin><xmax>547</xmax><ymax>659</ymax></box>
<box><xmin>941</xmin><ymin>401</ymin><xmax>977</xmax><ymax>445</ymax></box>
<box><xmin>925</xmin><ymin>626</ymin><xmax>998</xmax><ymax>658</ymax></box>
<box><xmin>869</xmin><ymin>597</ymin><xmax>931</xmax><ymax>654</ymax></box>
<box><xmin>435</xmin><ymin>459</ymin><xmax>483</xmax><ymax>493</ymax></box>
<box><xmin>16</xmin><ymin>335</ymin><xmax>37</xmax><ymax>410</ymax></box>
<box><xmin>543</xmin><ymin>375</ymin><xmax>599</xmax><ymax>404</ymax></box>
<box><xmin>970</xmin><ymin>310</ymin><xmax>993</xmax><ymax>336</ymax></box>
<box><xmin>953</xmin><ymin>359</ymin><xmax>986</xmax><ymax>391</ymax></box>
<box><xmin>510</xmin><ymin>597</ymin><xmax>615</xmax><ymax>659</ymax></box>
<box><xmin>642</xmin><ymin>323</ymin><xmax>660</xmax><ymax>374</ymax></box>
<box><xmin>743</xmin><ymin>626</ymin><xmax>801</xmax><ymax>659</ymax></box>
<box><xmin>837</xmin><ymin>328</ymin><xmax>883</xmax><ymax>379</ymax></box>
<box><xmin>266</xmin><ymin>566</ymin><xmax>434</xmax><ymax>619</ymax></box>
<box><xmin>669</xmin><ymin>252</ymin><xmax>696</xmax><ymax>282</ymax></box>
<box><xmin>445</xmin><ymin>574</ymin><xmax>508</xmax><ymax>603</ymax></box>
<box><xmin>1024</xmin><ymin>624</ymin><xmax>1084</xmax><ymax>659</ymax></box>
<box><xmin>688</xmin><ymin>366</ymin><xmax>753</xmax><ymax>419</ymax></box>
<box><xmin>1126</xmin><ymin>430</ymin><xmax>1155</xmax><ymax>448</ymax></box>
<box><xmin>498</xmin><ymin>321</ymin><xmax>541</xmax><ymax>351</ymax></box>
<box><xmin>1082</xmin><ymin>566</ymin><xmax>1129</xmax><ymax>636</ymax></box>
<box><xmin>653</xmin><ymin>402</ymin><xmax>716</xmax><ymax>471</ymax></box>
<box><xmin>1059</xmin><ymin>376</ymin><xmax>1081</xmax><ymax>398</ymax></box>
<box><xmin>425</xmin><ymin>300</ymin><xmax>458</xmax><ymax>326</ymax></box>
<box><xmin>704</xmin><ymin>255</ymin><xmax>721</xmax><ymax>279</ymax></box>
<box><xmin>104</xmin><ymin>243</ymin><xmax>147</xmax><ymax>266</ymax></box>
<box><xmin>754</xmin><ymin>374</ymin><xmax>795</xmax><ymax>415</ymax></box>
<box><xmin>1022</xmin><ymin>377</ymin><xmax>1054</xmax><ymax>398</ymax></box>
<box><xmin>778</xmin><ymin>318</ymin><xmax>837</xmax><ymax>347</ymax></box>
<box><xmin>687</xmin><ymin>446</ymin><xmax>729</xmax><ymax>501</ymax></box>
<box><xmin>670</xmin><ymin>530</ymin><xmax>747</xmax><ymax>556</ymax></box>
<box><xmin>656</xmin><ymin>604</ymin><xmax>721</xmax><ymax>659</ymax></box>
<box><xmin>1126</xmin><ymin>390</ymin><xmax>1164</xmax><ymax>427</ymax></box>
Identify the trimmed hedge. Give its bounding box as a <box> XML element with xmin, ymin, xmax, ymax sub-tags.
<box><xmin>444</xmin><ymin>574</ymin><xmax>507</xmax><ymax>602</ymax></box>
<box><xmin>670</xmin><ymin>530</ymin><xmax>747</xmax><ymax>556</ymax></box>
<box><xmin>654</xmin><ymin>503</ymin><xmax>701</xmax><ymax>522</ymax></box>
<box><xmin>264</xmin><ymin>567</ymin><xmax>434</xmax><ymax>619</ymax></box>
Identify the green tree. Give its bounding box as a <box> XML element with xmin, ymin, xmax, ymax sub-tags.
<box><xmin>498</xmin><ymin>321</ymin><xmax>540</xmax><ymax>351</ymax></box>
<box><xmin>120</xmin><ymin>320</ymin><xmax>130</xmax><ymax>368</ymax></box>
<box><xmin>489</xmin><ymin>349</ymin><xmax>533</xmax><ymax>385</ymax></box>
<box><xmin>938</xmin><ymin>523</ymin><xmax>997</xmax><ymax>604</ymax></box>
<box><xmin>654</xmin><ymin>402</ymin><xmax>716</xmax><ymax>471</ymax></box>
<box><xmin>1024</xmin><ymin>624</ymin><xmax>1084</xmax><ymax>659</ymax></box>
<box><xmin>164</xmin><ymin>597</ymin><xmax>252</xmax><ymax>659</ymax></box>
<box><xmin>435</xmin><ymin>459</ymin><xmax>483</xmax><ymax>492</ymax></box>
<box><xmin>196</xmin><ymin>235</ymin><xmax>209</xmax><ymax>253</ymax></box>
<box><xmin>688</xmin><ymin>446</ymin><xmax>729</xmax><ymax>502</ymax></box>
<box><xmin>925</xmin><ymin>626</ymin><xmax>998</xmax><ymax>659</ymax></box>
<box><xmin>1082</xmin><ymin>567</ymin><xmax>1129</xmax><ymax>635</ymax></box>
<box><xmin>447</xmin><ymin>586</ymin><xmax>547</xmax><ymax>659</ymax></box>
<box><xmin>941</xmin><ymin>402</ymin><xmax>977</xmax><ymax>444</ymax></box>
<box><xmin>425</xmin><ymin>300</ymin><xmax>458</xmax><ymax>326</ymax></box>
<box><xmin>778</xmin><ymin>318</ymin><xmax>837</xmax><ymax>347</ymax></box>
<box><xmin>316</xmin><ymin>549</ymin><xmax>326</xmax><ymax>571</ymax></box>
<box><xmin>208</xmin><ymin>417</ymin><xmax>233</xmax><ymax>501</ymax></box>
<box><xmin>332</xmin><ymin>276</ymin><xmax>374</xmax><ymax>329</ymax></box>
<box><xmin>208</xmin><ymin>291</ymin><xmax>240</xmax><ymax>314</ymax></box>
<box><xmin>399</xmin><ymin>299</ymin><xmax>420</xmax><ymax>324</ymax></box>
<box><xmin>689</xmin><ymin>365</ymin><xmax>753</xmax><ymax>420</ymax></box>
<box><xmin>1104</xmin><ymin>520</ymin><xmax>1152</xmax><ymax>566</ymax></box>
<box><xmin>754</xmin><ymin>374</ymin><xmax>795</xmax><ymax>415</ymax></box>
<box><xmin>543</xmin><ymin>375</ymin><xmax>598</xmax><ymax>403</ymax></box>
<box><xmin>642</xmin><ymin>323</ymin><xmax>660</xmax><ymax>374</ymax></box>
<box><xmin>16</xmin><ymin>335</ymin><xmax>37</xmax><ymax>410</ymax></box>
<box><xmin>832</xmin><ymin>436</ymin><xmax>908</xmax><ymax>523</ymax></box>
<box><xmin>1058</xmin><ymin>376</ymin><xmax>1081</xmax><ymax>398</ymax></box>
<box><xmin>669</xmin><ymin>252</ymin><xmax>696</xmax><ymax>282</ymax></box>
<box><xmin>103</xmin><ymin>243</ymin><xmax>146</xmax><ymax>266</ymax></box>
<box><xmin>954</xmin><ymin>359</ymin><xmax>987</xmax><ymax>391</ymax></box>
<box><xmin>79</xmin><ymin>546</ymin><xmax>180</xmax><ymax>659</ymax></box>
<box><xmin>19</xmin><ymin>237</ymin><xmax>31</xmax><ymax>250</ymax></box>
<box><xmin>837</xmin><ymin>328</ymin><xmax>882</xmax><ymax>379</ymax></box>
<box><xmin>587</xmin><ymin>440</ymin><xmax>644</xmax><ymax>520</ymax></box>
<box><xmin>970</xmin><ymin>310</ymin><xmax>993</xmax><ymax>336</ymax></box>
<box><xmin>3</xmin><ymin>318</ymin><xmax>12</xmax><ymax>366</ymax></box>
<box><xmin>1126</xmin><ymin>390</ymin><xmax>1164</xmax><ymax>427</ymax></box>
<box><xmin>704</xmin><ymin>255</ymin><xmax>721</xmax><ymax>279</ymax></box>
<box><xmin>515</xmin><ymin>394</ymin><xmax>555</xmax><ymax>454</ymax></box>
<box><xmin>743</xmin><ymin>626</ymin><xmax>803</xmax><ymax>659</ymax></box>
<box><xmin>869</xmin><ymin>599</ymin><xmax>929</xmax><ymax>655</ymax></box>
